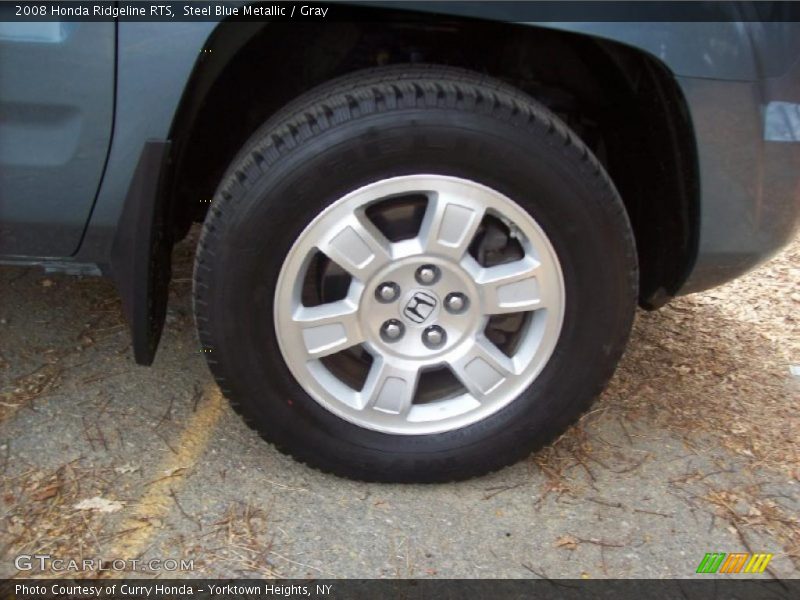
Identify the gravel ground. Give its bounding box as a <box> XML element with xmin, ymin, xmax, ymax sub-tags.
<box><xmin>0</xmin><ymin>229</ymin><xmax>797</xmax><ymax>579</ymax></box>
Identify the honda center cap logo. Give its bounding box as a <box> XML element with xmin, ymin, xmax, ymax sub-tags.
<box><xmin>403</xmin><ymin>290</ymin><xmax>438</xmax><ymax>324</ymax></box>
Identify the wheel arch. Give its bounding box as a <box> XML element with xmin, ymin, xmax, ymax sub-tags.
<box><xmin>164</xmin><ymin>12</ymin><xmax>699</xmax><ymax>309</ymax></box>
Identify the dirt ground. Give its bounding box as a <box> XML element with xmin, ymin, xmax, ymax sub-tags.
<box><xmin>0</xmin><ymin>229</ymin><xmax>797</xmax><ymax>579</ymax></box>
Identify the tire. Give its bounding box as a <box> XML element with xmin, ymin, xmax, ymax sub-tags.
<box><xmin>193</xmin><ymin>65</ymin><xmax>637</xmax><ymax>482</ymax></box>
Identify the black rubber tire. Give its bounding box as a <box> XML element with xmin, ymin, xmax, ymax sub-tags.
<box><xmin>193</xmin><ymin>65</ymin><xmax>637</xmax><ymax>482</ymax></box>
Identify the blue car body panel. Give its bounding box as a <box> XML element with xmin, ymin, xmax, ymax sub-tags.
<box><xmin>0</xmin><ymin>22</ymin><xmax>114</xmax><ymax>257</ymax></box>
<box><xmin>75</xmin><ymin>22</ymin><xmax>217</xmax><ymax>264</ymax></box>
<box><xmin>1</xmin><ymin>12</ymin><xmax>798</xmax><ymax>299</ymax></box>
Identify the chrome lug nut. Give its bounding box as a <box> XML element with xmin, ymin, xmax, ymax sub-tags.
<box><xmin>380</xmin><ymin>319</ymin><xmax>405</xmax><ymax>342</ymax></box>
<box><xmin>416</xmin><ymin>264</ymin><xmax>440</xmax><ymax>285</ymax></box>
<box><xmin>445</xmin><ymin>292</ymin><xmax>469</xmax><ymax>314</ymax></box>
<box><xmin>422</xmin><ymin>325</ymin><xmax>447</xmax><ymax>349</ymax></box>
<box><xmin>375</xmin><ymin>282</ymin><xmax>400</xmax><ymax>303</ymax></box>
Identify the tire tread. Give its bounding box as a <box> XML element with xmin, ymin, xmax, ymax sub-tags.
<box><xmin>193</xmin><ymin>65</ymin><xmax>637</xmax><ymax>482</ymax></box>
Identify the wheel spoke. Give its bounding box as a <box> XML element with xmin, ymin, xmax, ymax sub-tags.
<box><xmin>449</xmin><ymin>337</ymin><xmax>514</xmax><ymax>398</ymax></box>
<box><xmin>293</xmin><ymin>300</ymin><xmax>363</xmax><ymax>359</ymax></box>
<box><xmin>418</xmin><ymin>192</ymin><xmax>485</xmax><ymax>259</ymax></box>
<box><xmin>359</xmin><ymin>357</ymin><xmax>419</xmax><ymax>415</ymax></box>
<box><xmin>471</xmin><ymin>256</ymin><xmax>544</xmax><ymax>314</ymax></box>
<box><xmin>318</xmin><ymin>214</ymin><xmax>392</xmax><ymax>281</ymax></box>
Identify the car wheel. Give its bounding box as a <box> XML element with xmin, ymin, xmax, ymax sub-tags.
<box><xmin>193</xmin><ymin>65</ymin><xmax>637</xmax><ymax>482</ymax></box>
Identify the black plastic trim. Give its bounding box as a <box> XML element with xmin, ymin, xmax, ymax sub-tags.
<box><xmin>110</xmin><ymin>140</ymin><xmax>172</xmax><ymax>366</ymax></box>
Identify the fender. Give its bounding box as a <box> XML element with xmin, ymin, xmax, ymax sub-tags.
<box><xmin>71</xmin><ymin>5</ymin><xmax>799</xmax><ymax>365</ymax></box>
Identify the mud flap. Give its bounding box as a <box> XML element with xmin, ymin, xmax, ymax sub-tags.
<box><xmin>110</xmin><ymin>140</ymin><xmax>172</xmax><ymax>366</ymax></box>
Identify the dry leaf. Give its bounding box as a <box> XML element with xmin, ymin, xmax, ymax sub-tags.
<box><xmin>31</xmin><ymin>483</ymin><xmax>60</xmax><ymax>501</ymax></box>
<box><xmin>555</xmin><ymin>534</ymin><xmax>579</xmax><ymax>550</ymax></box>
<box><xmin>114</xmin><ymin>464</ymin><xmax>139</xmax><ymax>475</ymax></box>
<box><xmin>74</xmin><ymin>497</ymin><xmax>124</xmax><ymax>513</ymax></box>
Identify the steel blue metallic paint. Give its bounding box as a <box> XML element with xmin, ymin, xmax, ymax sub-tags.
<box><xmin>0</xmin><ymin>22</ymin><xmax>114</xmax><ymax>257</ymax></box>
<box><xmin>534</xmin><ymin>22</ymin><xmax>800</xmax><ymax>81</ymax></box>
<box><xmin>73</xmin><ymin>22</ymin><xmax>216</xmax><ymax>267</ymax></box>
<box><xmin>1</xmin><ymin>15</ymin><xmax>798</xmax><ymax>301</ymax></box>
<box><xmin>677</xmin><ymin>72</ymin><xmax>800</xmax><ymax>292</ymax></box>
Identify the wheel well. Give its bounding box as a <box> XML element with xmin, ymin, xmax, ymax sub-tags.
<box><xmin>166</xmin><ymin>12</ymin><xmax>699</xmax><ymax>307</ymax></box>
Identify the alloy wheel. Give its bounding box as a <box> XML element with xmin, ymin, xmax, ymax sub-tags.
<box><xmin>274</xmin><ymin>175</ymin><xmax>565</xmax><ymax>435</ymax></box>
